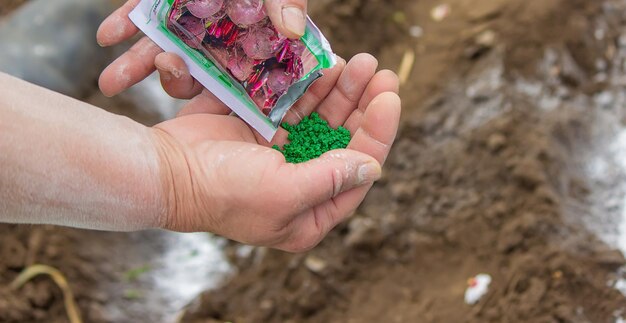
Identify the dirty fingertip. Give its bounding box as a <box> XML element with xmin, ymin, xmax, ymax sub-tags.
<box><xmin>281</xmin><ymin>6</ymin><xmax>306</xmax><ymax>38</ymax></box>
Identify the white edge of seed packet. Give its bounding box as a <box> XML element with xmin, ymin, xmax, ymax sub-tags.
<box><xmin>129</xmin><ymin>0</ymin><xmax>278</xmax><ymax>141</ymax></box>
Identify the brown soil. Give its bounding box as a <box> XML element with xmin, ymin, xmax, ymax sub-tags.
<box><xmin>1</xmin><ymin>0</ymin><xmax>626</xmax><ymax>322</ymax></box>
<box><xmin>182</xmin><ymin>77</ymin><xmax>626</xmax><ymax>322</ymax></box>
<box><xmin>309</xmin><ymin>0</ymin><xmax>604</xmax><ymax>115</ymax></box>
<box><xmin>0</xmin><ymin>226</ymin><xmax>110</xmax><ymax>322</ymax></box>
<box><xmin>180</xmin><ymin>0</ymin><xmax>626</xmax><ymax>322</ymax></box>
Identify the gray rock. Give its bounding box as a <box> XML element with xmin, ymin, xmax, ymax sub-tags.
<box><xmin>0</xmin><ymin>0</ymin><xmax>116</xmax><ymax>97</ymax></box>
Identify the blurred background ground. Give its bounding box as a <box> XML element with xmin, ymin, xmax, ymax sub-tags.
<box><xmin>1</xmin><ymin>0</ymin><xmax>626</xmax><ymax>322</ymax></box>
<box><xmin>0</xmin><ymin>1</ymin><xmax>27</xmax><ymax>15</ymax></box>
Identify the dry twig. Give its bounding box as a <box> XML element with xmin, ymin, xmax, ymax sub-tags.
<box><xmin>10</xmin><ymin>264</ymin><xmax>83</xmax><ymax>323</ymax></box>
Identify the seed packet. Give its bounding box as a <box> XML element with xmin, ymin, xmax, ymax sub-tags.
<box><xmin>129</xmin><ymin>0</ymin><xmax>336</xmax><ymax>140</ymax></box>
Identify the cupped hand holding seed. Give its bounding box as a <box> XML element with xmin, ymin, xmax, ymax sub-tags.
<box><xmin>0</xmin><ymin>54</ymin><xmax>397</xmax><ymax>251</ymax></box>
<box><xmin>150</xmin><ymin>54</ymin><xmax>401</xmax><ymax>252</ymax></box>
<box><xmin>97</xmin><ymin>0</ymin><xmax>308</xmax><ymax>98</ymax></box>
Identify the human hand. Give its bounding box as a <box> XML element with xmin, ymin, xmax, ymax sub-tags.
<box><xmin>148</xmin><ymin>54</ymin><xmax>401</xmax><ymax>252</ymax></box>
<box><xmin>97</xmin><ymin>0</ymin><xmax>308</xmax><ymax>97</ymax></box>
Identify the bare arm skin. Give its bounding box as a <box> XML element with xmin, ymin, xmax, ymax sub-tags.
<box><xmin>0</xmin><ymin>72</ymin><xmax>165</xmax><ymax>231</ymax></box>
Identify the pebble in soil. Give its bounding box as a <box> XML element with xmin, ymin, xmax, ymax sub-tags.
<box><xmin>273</xmin><ymin>112</ymin><xmax>351</xmax><ymax>163</ymax></box>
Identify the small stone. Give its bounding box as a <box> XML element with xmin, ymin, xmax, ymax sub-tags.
<box><xmin>344</xmin><ymin>217</ymin><xmax>384</xmax><ymax>248</ymax></box>
<box><xmin>260</xmin><ymin>299</ymin><xmax>274</xmax><ymax>310</ymax></box>
<box><xmin>390</xmin><ymin>181</ymin><xmax>419</xmax><ymax>201</ymax></box>
<box><xmin>409</xmin><ymin>25</ymin><xmax>424</xmax><ymax>38</ymax></box>
<box><xmin>487</xmin><ymin>133</ymin><xmax>506</xmax><ymax>151</ymax></box>
<box><xmin>511</xmin><ymin>158</ymin><xmax>545</xmax><ymax>189</ymax></box>
<box><xmin>304</xmin><ymin>255</ymin><xmax>327</xmax><ymax>273</ymax></box>
<box><xmin>430</xmin><ymin>4</ymin><xmax>451</xmax><ymax>22</ymax></box>
<box><xmin>405</xmin><ymin>231</ymin><xmax>436</xmax><ymax>246</ymax></box>
<box><xmin>476</xmin><ymin>30</ymin><xmax>496</xmax><ymax>47</ymax></box>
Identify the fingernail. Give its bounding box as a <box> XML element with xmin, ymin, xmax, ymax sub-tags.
<box><xmin>282</xmin><ymin>6</ymin><xmax>306</xmax><ymax>37</ymax></box>
<box><xmin>357</xmin><ymin>162</ymin><xmax>382</xmax><ymax>184</ymax></box>
<box><xmin>96</xmin><ymin>26</ymin><xmax>106</xmax><ymax>47</ymax></box>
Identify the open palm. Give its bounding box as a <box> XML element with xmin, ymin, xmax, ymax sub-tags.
<box><xmin>116</xmin><ymin>54</ymin><xmax>400</xmax><ymax>252</ymax></box>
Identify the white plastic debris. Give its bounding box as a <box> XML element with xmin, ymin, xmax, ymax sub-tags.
<box><xmin>464</xmin><ymin>273</ymin><xmax>492</xmax><ymax>305</ymax></box>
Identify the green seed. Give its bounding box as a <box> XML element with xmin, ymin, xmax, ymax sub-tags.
<box><xmin>273</xmin><ymin>112</ymin><xmax>352</xmax><ymax>163</ymax></box>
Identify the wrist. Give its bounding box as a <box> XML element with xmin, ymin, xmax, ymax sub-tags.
<box><xmin>149</xmin><ymin>126</ymin><xmax>196</xmax><ymax>232</ymax></box>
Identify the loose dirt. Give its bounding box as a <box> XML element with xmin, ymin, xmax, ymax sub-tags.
<box><xmin>180</xmin><ymin>0</ymin><xmax>626</xmax><ymax>322</ymax></box>
<box><xmin>1</xmin><ymin>0</ymin><xmax>626</xmax><ymax>322</ymax></box>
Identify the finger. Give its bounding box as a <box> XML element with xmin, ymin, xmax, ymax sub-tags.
<box><xmin>344</xmin><ymin>69</ymin><xmax>400</xmax><ymax>132</ymax></box>
<box><xmin>256</xmin><ymin>56</ymin><xmax>346</xmax><ymax>146</ymax></box>
<box><xmin>277</xmin><ymin>149</ymin><xmax>381</xmax><ymax>214</ymax></box>
<box><xmin>99</xmin><ymin>37</ymin><xmax>162</xmax><ymax>97</ymax></box>
<box><xmin>155</xmin><ymin>53</ymin><xmax>204</xmax><ymax>99</ymax></box>
<box><xmin>97</xmin><ymin>0</ymin><xmax>141</xmax><ymax>47</ymax></box>
<box><xmin>316</xmin><ymin>53</ymin><xmax>379</xmax><ymax>128</ymax></box>
<box><xmin>348</xmin><ymin>92</ymin><xmax>401</xmax><ymax>165</ymax></box>
<box><xmin>248</xmin><ymin>54</ymin><xmax>348</xmax><ymax>145</ymax></box>
<box><xmin>272</xmin><ymin>208</ymin><xmax>328</xmax><ymax>252</ymax></box>
<box><xmin>251</xmin><ymin>126</ymin><xmax>290</xmax><ymax>148</ymax></box>
<box><xmin>271</xmin><ymin>149</ymin><xmax>382</xmax><ymax>252</ymax></box>
<box><xmin>278</xmin><ymin>92</ymin><xmax>401</xmax><ymax>251</ymax></box>
<box><xmin>270</xmin><ymin>128</ymin><xmax>290</xmax><ymax>146</ymax></box>
<box><xmin>281</xmin><ymin>56</ymin><xmax>346</xmax><ymax>125</ymax></box>
<box><xmin>318</xmin><ymin>91</ymin><xmax>400</xmax><ymax>224</ymax></box>
<box><xmin>177</xmin><ymin>89</ymin><xmax>231</xmax><ymax>117</ymax></box>
<box><xmin>358</xmin><ymin>70</ymin><xmax>400</xmax><ymax>111</ymax></box>
<box><xmin>265</xmin><ymin>0</ymin><xmax>308</xmax><ymax>39</ymax></box>
<box><xmin>286</xmin><ymin>181</ymin><xmax>374</xmax><ymax>252</ymax></box>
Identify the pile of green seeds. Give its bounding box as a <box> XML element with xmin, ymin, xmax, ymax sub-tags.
<box><xmin>273</xmin><ymin>112</ymin><xmax>352</xmax><ymax>163</ymax></box>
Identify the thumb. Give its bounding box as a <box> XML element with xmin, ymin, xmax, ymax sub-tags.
<box><xmin>265</xmin><ymin>0</ymin><xmax>308</xmax><ymax>39</ymax></box>
<box><xmin>276</xmin><ymin>149</ymin><xmax>381</xmax><ymax>211</ymax></box>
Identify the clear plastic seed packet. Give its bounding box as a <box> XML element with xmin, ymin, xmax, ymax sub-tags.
<box><xmin>129</xmin><ymin>0</ymin><xmax>336</xmax><ymax>140</ymax></box>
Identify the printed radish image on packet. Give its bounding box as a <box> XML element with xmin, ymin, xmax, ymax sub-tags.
<box><xmin>129</xmin><ymin>0</ymin><xmax>336</xmax><ymax>140</ymax></box>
